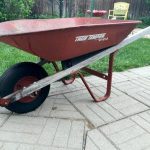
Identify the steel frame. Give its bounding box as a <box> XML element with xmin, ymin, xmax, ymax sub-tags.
<box><xmin>0</xmin><ymin>26</ymin><xmax>149</xmax><ymax>107</ymax></box>
<box><xmin>52</xmin><ymin>52</ymin><xmax>116</xmax><ymax>102</ymax></box>
<box><xmin>80</xmin><ymin>52</ymin><xmax>116</xmax><ymax>102</ymax></box>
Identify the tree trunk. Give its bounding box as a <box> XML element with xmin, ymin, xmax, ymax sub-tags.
<box><xmin>51</xmin><ymin>0</ymin><xmax>54</xmax><ymax>16</ymax></box>
<box><xmin>63</xmin><ymin>0</ymin><xmax>66</xmax><ymax>17</ymax></box>
<box><xmin>59</xmin><ymin>0</ymin><xmax>63</xmax><ymax>18</ymax></box>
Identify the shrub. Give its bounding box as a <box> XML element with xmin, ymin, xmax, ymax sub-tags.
<box><xmin>140</xmin><ymin>17</ymin><xmax>150</xmax><ymax>25</ymax></box>
<box><xmin>0</xmin><ymin>0</ymin><xmax>35</xmax><ymax>22</ymax></box>
<box><xmin>31</xmin><ymin>14</ymin><xmax>59</xmax><ymax>19</ymax></box>
<box><xmin>137</xmin><ymin>16</ymin><xmax>150</xmax><ymax>28</ymax></box>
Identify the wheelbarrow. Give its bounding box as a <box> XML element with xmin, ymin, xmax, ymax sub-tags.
<box><xmin>0</xmin><ymin>18</ymin><xmax>143</xmax><ymax>113</ymax></box>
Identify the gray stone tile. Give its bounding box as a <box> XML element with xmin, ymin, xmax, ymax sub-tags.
<box><xmin>129</xmin><ymin>66</ymin><xmax>150</xmax><ymax>77</ymax></box>
<box><xmin>0</xmin><ymin>142</ymin><xmax>19</xmax><ymax>150</ymax></box>
<box><xmin>52</xmin><ymin>104</ymin><xmax>77</xmax><ymax>111</ymax></box>
<box><xmin>0</xmin><ymin>120</ymin><xmax>44</xmax><ymax>134</ymax></box>
<box><xmin>120</xmin><ymin>71</ymin><xmax>140</xmax><ymax>79</ymax></box>
<box><xmin>131</xmin><ymin>114</ymin><xmax>150</xmax><ymax>133</ymax></box>
<box><xmin>98</xmin><ymin>102</ymin><xmax>123</xmax><ymax>120</ymax></box>
<box><xmin>7</xmin><ymin>115</ymin><xmax>47</xmax><ymax>126</ymax></box>
<box><xmin>64</xmin><ymin>89</ymin><xmax>92</xmax><ymax>102</ymax></box>
<box><xmin>0</xmin><ymin>114</ymin><xmax>9</xmax><ymax>126</ymax></box>
<box><xmin>0</xmin><ymin>116</ymin><xmax>85</xmax><ymax>148</ymax></box>
<box><xmin>131</xmin><ymin>79</ymin><xmax>150</xmax><ymax>91</ymax></box>
<box><xmin>118</xmin><ymin>133</ymin><xmax>150</xmax><ymax>150</ymax></box>
<box><xmin>113</xmin><ymin>80</ymin><xmax>140</xmax><ymax>93</ymax></box>
<box><xmin>85</xmin><ymin>136</ymin><xmax>100</xmax><ymax>150</ymax></box>
<box><xmin>67</xmin><ymin>121</ymin><xmax>85</xmax><ymax>149</ymax></box>
<box><xmin>112</xmin><ymin>72</ymin><xmax>129</xmax><ymax>83</ymax></box>
<box><xmin>0</xmin><ymin>107</ymin><xmax>11</xmax><ymax>114</ymax></box>
<box><xmin>0</xmin><ymin>130</ymin><xmax>39</xmax><ymax>144</ymax></box>
<box><xmin>144</xmin><ymin>146</ymin><xmax>150</xmax><ymax>150</ymax></box>
<box><xmin>51</xmin><ymin>110</ymin><xmax>84</xmax><ymax>119</ymax></box>
<box><xmin>119</xmin><ymin>102</ymin><xmax>148</xmax><ymax>116</ymax></box>
<box><xmin>86</xmin><ymin>103</ymin><xmax>115</xmax><ymax>123</ymax></box>
<box><xmin>38</xmin><ymin>118</ymin><xmax>85</xmax><ymax>149</ymax></box>
<box><xmin>86</xmin><ymin>129</ymin><xmax>117</xmax><ymax>150</ymax></box>
<box><xmin>99</xmin><ymin>113</ymin><xmax>150</xmax><ymax>150</ymax></box>
<box><xmin>100</xmin><ymin>118</ymin><xmax>135</xmax><ymax>135</ymax></box>
<box><xmin>38</xmin><ymin>119</ymin><xmax>60</xmax><ymax>146</ymax></box>
<box><xmin>74</xmin><ymin>103</ymin><xmax>105</xmax><ymax>127</ymax></box>
<box><xmin>82</xmin><ymin>75</ymin><xmax>106</xmax><ymax>87</ymax></box>
<box><xmin>107</xmin><ymin>95</ymin><xmax>148</xmax><ymax>116</ymax></box>
<box><xmin>107</xmin><ymin>95</ymin><xmax>137</xmax><ymax>109</ymax></box>
<box><xmin>19</xmin><ymin>144</ymin><xmax>80</xmax><ymax>150</ymax></box>
<box><xmin>108</xmin><ymin>125</ymin><xmax>145</xmax><ymax>144</ymax></box>
<box><xmin>19</xmin><ymin>144</ymin><xmax>34</xmax><ymax>150</ymax></box>
<box><xmin>66</xmin><ymin>91</ymin><xmax>148</xmax><ymax>127</ymax></box>
<box><xmin>0</xmin><ymin>142</ymin><xmax>3</xmax><ymax>148</ymax></box>
<box><xmin>129</xmin><ymin>92</ymin><xmax>150</xmax><ymax>106</ymax></box>
<box><xmin>52</xmin><ymin>120</ymin><xmax>72</xmax><ymax>147</ymax></box>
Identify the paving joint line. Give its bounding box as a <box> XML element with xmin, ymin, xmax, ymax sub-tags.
<box><xmin>35</xmin><ymin>117</ymin><xmax>49</xmax><ymax>145</ymax></box>
<box><xmin>0</xmin><ymin>113</ymin><xmax>12</xmax><ymax>127</ymax></box>
<box><xmin>82</xmin><ymin>121</ymin><xmax>88</xmax><ymax>150</ymax></box>
<box><xmin>63</xmin><ymin>87</ymin><xmax>150</xmax><ymax>129</ymax></box>
<box><xmin>9</xmin><ymin>114</ymin><xmax>86</xmax><ymax>122</ymax></box>
<box><xmin>96</xmin><ymin>108</ymin><xmax>150</xmax><ymax>129</ymax></box>
<box><xmin>86</xmin><ymin>104</ymin><xmax>106</xmax><ymax>123</ymax></box>
<box><xmin>130</xmin><ymin>114</ymin><xmax>150</xmax><ymax>134</ymax></box>
<box><xmin>104</xmin><ymin>100</ymin><xmax>125</xmax><ymax>117</ymax></box>
<box><xmin>124</xmin><ymin>92</ymin><xmax>150</xmax><ymax>108</ymax></box>
<box><xmin>84</xmin><ymin>131</ymin><xmax>101</xmax><ymax>150</ymax></box>
<box><xmin>51</xmin><ymin>119</ymin><xmax>60</xmax><ymax>146</ymax></box>
<box><xmin>111</xmin><ymin>79</ymin><xmax>150</xmax><ymax>108</ymax></box>
<box><xmin>63</xmin><ymin>94</ymin><xmax>95</xmax><ymax>129</ymax></box>
<box><xmin>96</xmin><ymin>102</ymin><xmax>123</xmax><ymax>120</ymax></box>
<box><xmin>99</xmin><ymin>129</ymin><xmax>121</xmax><ymax>150</ymax></box>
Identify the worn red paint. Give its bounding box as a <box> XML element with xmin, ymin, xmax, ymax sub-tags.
<box><xmin>0</xmin><ymin>18</ymin><xmax>140</xmax><ymax>61</ymax></box>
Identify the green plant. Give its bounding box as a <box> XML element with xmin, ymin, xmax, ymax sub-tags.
<box><xmin>145</xmin><ymin>0</ymin><xmax>150</xmax><ymax>4</ymax></box>
<box><xmin>77</xmin><ymin>12</ymin><xmax>85</xmax><ymax>17</ymax></box>
<box><xmin>140</xmin><ymin>17</ymin><xmax>150</xmax><ymax>25</ymax></box>
<box><xmin>37</xmin><ymin>14</ymin><xmax>59</xmax><ymax>19</ymax></box>
<box><xmin>137</xmin><ymin>16</ymin><xmax>150</xmax><ymax>28</ymax></box>
<box><xmin>0</xmin><ymin>0</ymin><xmax>35</xmax><ymax>22</ymax></box>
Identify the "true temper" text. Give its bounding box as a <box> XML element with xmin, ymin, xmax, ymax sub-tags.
<box><xmin>75</xmin><ymin>33</ymin><xmax>108</xmax><ymax>42</ymax></box>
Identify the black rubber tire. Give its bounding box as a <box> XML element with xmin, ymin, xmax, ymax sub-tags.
<box><xmin>0</xmin><ymin>62</ymin><xmax>50</xmax><ymax>114</ymax></box>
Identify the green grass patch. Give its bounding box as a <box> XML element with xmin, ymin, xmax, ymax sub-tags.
<box><xmin>0</xmin><ymin>38</ymin><xmax>149</xmax><ymax>76</ymax></box>
<box><xmin>90</xmin><ymin>38</ymin><xmax>150</xmax><ymax>73</ymax></box>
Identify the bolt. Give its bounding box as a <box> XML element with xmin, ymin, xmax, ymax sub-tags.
<box><xmin>5</xmin><ymin>102</ymin><xmax>8</xmax><ymax>105</ymax></box>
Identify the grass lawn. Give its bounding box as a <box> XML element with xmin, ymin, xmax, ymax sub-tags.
<box><xmin>0</xmin><ymin>38</ymin><xmax>150</xmax><ymax>76</ymax></box>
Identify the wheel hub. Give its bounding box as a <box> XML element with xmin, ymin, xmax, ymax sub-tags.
<box><xmin>14</xmin><ymin>76</ymin><xmax>39</xmax><ymax>103</ymax></box>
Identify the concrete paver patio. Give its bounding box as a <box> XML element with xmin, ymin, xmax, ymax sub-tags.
<box><xmin>0</xmin><ymin>66</ymin><xmax>150</xmax><ymax>150</ymax></box>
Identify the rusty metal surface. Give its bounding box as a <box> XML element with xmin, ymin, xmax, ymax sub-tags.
<box><xmin>0</xmin><ymin>18</ymin><xmax>140</xmax><ymax>61</ymax></box>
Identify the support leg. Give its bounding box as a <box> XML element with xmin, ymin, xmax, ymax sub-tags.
<box><xmin>79</xmin><ymin>52</ymin><xmax>116</xmax><ymax>102</ymax></box>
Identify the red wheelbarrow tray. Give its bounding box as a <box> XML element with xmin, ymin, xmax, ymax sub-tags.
<box><xmin>0</xmin><ymin>18</ymin><xmax>141</xmax><ymax>113</ymax></box>
<box><xmin>0</xmin><ymin>18</ymin><xmax>140</xmax><ymax>61</ymax></box>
